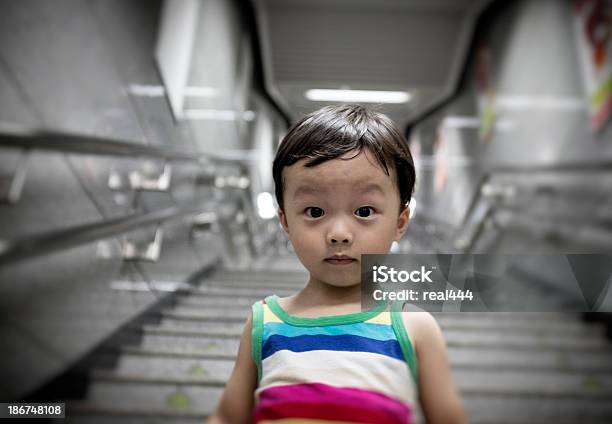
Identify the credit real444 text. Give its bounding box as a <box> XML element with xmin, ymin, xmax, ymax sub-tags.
<box><xmin>371</xmin><ymin>265</ymin><xmax>474</xmax><ymax>302</ymax></box>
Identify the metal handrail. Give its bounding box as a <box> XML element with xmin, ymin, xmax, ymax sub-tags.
<box><xmin>0</xmin><ymin>128</ymin><xmax>249</xmax><ymax>166</ymax></box>
<box><xmin>456</xmin><ymin>161</ymin><xmax>612</xmax><ymax>251</ymax></box>
<box><xmin>460</xmin><ymin>161</ymin><xmax>612</xmax><ymax>228</ymax></box>
<box><xmin>0</xmin><ymin>203</ymin><xmax>210</xmax><ymax>267</ymax></box>
<box><xmin>0</xmin><ymin>128</ymin><xmax>273</xmax><ymax>266</ymax></box>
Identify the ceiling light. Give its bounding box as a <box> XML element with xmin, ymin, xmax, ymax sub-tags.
<box><xmin>183</xmin><ymin>86</ymin><xmax>219</xmax><ymax>98</ymax></box>
<box><xmin>127</xmin><ymin>85</ymin><xmax>219</xmax><ymax>99</ymax></box>
<box><xmin>441</xmin><ymin>116</ymin><xmax>480</xmax><ymax>129</ymax></box>
<box><xmin>305</xmin><ymin>89</ymin><xmax>411</xmax><ymax>104</ymax></box>
<box><xmin>409</xmin><ymin>198</ymin><xmax>417</xmax><ymax>219</ymax></box>
<box><xmin>496</xmin><ymin>95</ymin><xmax>584</xmax><ymax>110</ymax></box>
<box><xmin>182</xmin><ymin>109</ymin><xmax>255</xmax><ymax>121</ymax></box>
<box><xmin>128</xmin><ymin>84</ymin><xmax>165</xmax><ymax>97</ymax></box>
<box><xmin>257</xmin><ymin>192</ymin><xmax>277</xmax><ymax>219</ymax></box>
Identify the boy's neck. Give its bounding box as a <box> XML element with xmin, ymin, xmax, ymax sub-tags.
<box><xmin>294</xmin><ymin>276</ymin><xmax>362</xmax><ymax>310</ymax></box>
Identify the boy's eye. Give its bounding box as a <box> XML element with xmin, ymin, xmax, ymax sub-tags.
<box><xmin>355</xmin><ymin>206</ymin><xmax>375</xmax><ymax>218</ymax></box>
<box><xmin>305</xmin><ymin>207</ymin><xmax>324</xmax><ymax>218</ymax></box>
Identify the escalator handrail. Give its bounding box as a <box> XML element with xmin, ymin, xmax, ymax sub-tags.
<box><xmin>461</xmin><ymin>161</ymin><xmax>612</xmax><ymax>228</ymax></box>
<box><xmin>454</xmin><ymin>161</ymin><xmax>612</xmax><ymax>251</ymax></box>
<box><xmin>0</xmin><ymin>202</ymin><xmax>210</xmax><ymax>267</ymax></box>
<box><xmin>0</xmin><ymin>129</ymin><xmax>277</xmax><ymax>267</ymax></box>
<box><xmin>0</xmin><ymin>128</ymin><xmax>242</xmax><ymax>165</ymax></box>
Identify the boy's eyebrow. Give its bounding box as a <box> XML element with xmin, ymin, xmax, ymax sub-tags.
<box><xmin>360</xmin><ymin>183</ymin><xmax>385</xmax><ymax>194</ymax></box>
<box><xmin>293</xmin><ymin>185</ymin><xmax>326</xmax><ymax>197</ymax></box>
<box><xmin>293</xmin><ymin>183</ymin><xmax>384</xmax><ymax>197</ymax></box>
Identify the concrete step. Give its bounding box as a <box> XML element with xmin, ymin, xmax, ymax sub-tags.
<box><xmin>110</xmin><ymin>328</ymin><xmax>611</xmax><ymax>369</ymax></box>
<box><xmin>59</xmin><ymin>396</ymin><xmax>612</xmax><ymax>424</ymax></box>
<box><xmin>251</xmin><ymin>255</ymin><xmax>305</xmax><ymax>272</ymax></box>
<box><xmin>448</xmin><ymin>347</ymin><xmax>612</xmax><ymax>372</ymax></box>
<box><xmin>140</xmin><ymin>316</ymin><xmax>606</xmax><ymax>343</ymax></box>
<box><xmin>158</xmin><ymin>307</ymin><xmax>248</xmax><ymax>323</ymax></box>
<box><xmin>88</xmin><ymin>361</ymin><xmax>612</xmax><ymax>398</ymax></box>
<box><xmin>143</xmin><ymin>320</ymin><xmax>245</xmax><ymax>336</ymax></box>
<box><xmin>462</xmin><ymin>394</ymin><xmax>612</xmax><ymax>423</ymax></box>
<box><xmin>175</xmin><ymin>296</ymin><xmax>262</xmax><ymax>309</ymax></box>
<box><xmin>107</xmin><ymin>341</ymin><xmax>612</xmax><ymax>373</ymax></box>
<box><xmin>206</xmin><ymin>272</ymin><xmax>307</xmax><ymax>281</ymax></box>
<box><xmin>212</xmin><ymin>269</ymin><xmax>307</xmax><ymax>279</ymax></box>
<box><xmin>113</xmin><ymin>345</ymin><xmax>236</xmax><ymax>361</ymax></box>
<box><xmin>133</xmin><ymin>324</ymin><xmax>238</xmax><ymax>338</ymax></box>
<box><xmin>155</xmin><ymin>307</ymin><xmax>605</xmax><ymax>336</ymax></box>
<box><xmin>107</xmin><ymin>338</ymin><xmax>612</xmax><ymax>374</ymax></box>
<box><xmin>454</xmin><ymin>369</ymin><xmax>612</xmax><ymax>397</ymax></box>
<box><xmin>68</xmin><ymin>377</ymin><xmax>612</xmax><ymax>423</ymax></box>
<box><xmin>59</xmin><ymin>412</ymin><xmax>205</xmax><ymax>424</ymax></box>
<box><xmin>69</xmin><ymin>381</ymin><xmax>219</xmax><ymax>415</ymax></box>
<box><xmin>201</xmin><ymin>279</ymin><xmax>305</xmax><ymax>290</ymax></box>
<box><xmin>112</xmin><ymin>333</ymin><xmax>240</xmax><ymax>356</ymax></box>
<box><xmin>132</xmin><ymin>323</ymin><xmax>612</xmax><ymax>371</ymax></box>
<box><xmin>133</xmin><ymin>315</ymin><xmax>612</xmax><ymax>350</ymax></box>
<box><xmin>94</xmin><ymin>353</ymin><xmax>234</xmax><ymax>383</ymax></box>
<box><xmin>186</xmin><ymin>286</ymin><xmax>296</xmax><ymax>297</ymax></box>
<box><xmin>435</xmin><ymin>316</ymin><xmax>602</xmax><ymax>334</ymax></box>
<box><xmin>430</xmin><ymin>311</ymin><xmax>583</xmax><ymax>322</ymax></box>
<box><xmin>90</xmin><ymin>369</ymin><xmax>226</xmax><ymax>386</ymax></box>
<box><xmin>441</xmin><ymin>329</ymin><xmax>611</xmax><ymax>350</ymax></box>
<box><xmin>91</xmin><ymin>354</ymin><xmax>612</xmax><ymax>398</ymax></box>
<box><xmin>432</xmin><ymin>311</ymin><xmax>588</xmax><ymax>323</ymax></box>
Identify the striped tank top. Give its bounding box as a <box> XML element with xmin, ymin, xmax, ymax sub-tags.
<box><xmin>251</xmin><ymin>294</ymin><xmax>418</xmax><ymax>424</ymax></box>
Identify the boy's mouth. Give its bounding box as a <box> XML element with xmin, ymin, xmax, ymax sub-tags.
<box><xmin>324</xmin><ymin>255</ymin><xmax>356</xmax><ymax>265</ymax></box>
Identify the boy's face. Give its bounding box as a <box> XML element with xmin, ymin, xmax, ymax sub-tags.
<box><xmin>278</xmin><ymin>148</ymin><xmax>410</xmax><ymax>288</ymax></box>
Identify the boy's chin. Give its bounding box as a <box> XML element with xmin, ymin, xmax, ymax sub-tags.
<box><xmin>327</xmin><ymin>280</ymin><xmax>360</xmax><ymax>288</ymax></box>
<box><xmin>311</xmin><ymin>272</ymin><xmax>361</xmax><ymax>288</ymax></box>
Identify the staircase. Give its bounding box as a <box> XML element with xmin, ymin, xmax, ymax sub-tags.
<box><xmin>54</xmin><ymin>258</ymin><xmax>612</xmax><ymax>424</ymax></box>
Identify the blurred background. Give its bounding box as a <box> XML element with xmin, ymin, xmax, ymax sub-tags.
<box><xmin>0</xmin><ymin>0</ymin><xmax>611</xmax><ymax>422</ymax></box>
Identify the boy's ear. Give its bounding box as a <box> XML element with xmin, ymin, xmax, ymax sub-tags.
<box><xmin>278</xmin><ymin>208</ymin><xmax>289</xmax><ymax>233</ymax></box>
<box><xmin>394</xmin><ymin>206</ymin><xmax>410</xmax><ymax>241</ymax></box>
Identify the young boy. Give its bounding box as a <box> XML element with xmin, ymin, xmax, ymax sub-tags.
<box><xmin>207</xmin><ymin>105</ymin><xmax>466</xmax><ymax>424</ymax></box>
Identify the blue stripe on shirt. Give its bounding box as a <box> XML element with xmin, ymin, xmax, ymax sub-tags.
<box><xmin>263</xmin><ymin>321</ymin><xmax>396</xmax><ymax>342</ymax></box>
<box><xmin>262</xmin><ymin>333</ymin><xmax>404</xmax><ymax>361</ymax></box>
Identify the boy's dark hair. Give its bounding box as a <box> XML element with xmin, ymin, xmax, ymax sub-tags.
<box><xmin>273</xmin><ymin>104</ymin><xmax>416</xmax><ymax>213</ymax></box>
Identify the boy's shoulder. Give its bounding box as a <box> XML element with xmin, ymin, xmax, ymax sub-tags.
<box><xmin>399</xmin><ymin>307</ymin><xmax>441</xmax><ymax>349</ymax></box>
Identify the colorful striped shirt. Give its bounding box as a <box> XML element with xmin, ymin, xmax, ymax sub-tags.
<box><xmin>251</xmin><ymin>294</ymin><xmax>418</xmax><ymax>424</ymax></box>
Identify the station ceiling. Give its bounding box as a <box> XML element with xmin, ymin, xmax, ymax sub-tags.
<box><xmin>254</xmin><ymin>0</ymin><xmax>488</xmax><ymax>127</ymax></box>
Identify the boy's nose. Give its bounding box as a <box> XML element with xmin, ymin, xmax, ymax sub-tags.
<box><xmin>327</xmin><ymin>226</ymin><xmax>353</xmax><ymax>245</ymax></box>
<box><xmin>328</xmin><ymin>236</ymin><xmax>351</xmax><ymax>244</ymax></box>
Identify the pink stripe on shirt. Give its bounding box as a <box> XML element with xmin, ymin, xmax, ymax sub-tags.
<box><xmin>254</xmin><ymin>382</ymin><xmax>411</xmax><ymax>424</ymax></box>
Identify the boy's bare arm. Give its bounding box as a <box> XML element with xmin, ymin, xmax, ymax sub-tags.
<box><xmin>206</xmin><ymin>315</ymin><xmax>258</xmax><ymax>424</ymax></box>
<box><xmin>406</xmin><ymin>313</ymin><xmax>468</xmax><ymax>424</ymax></box>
